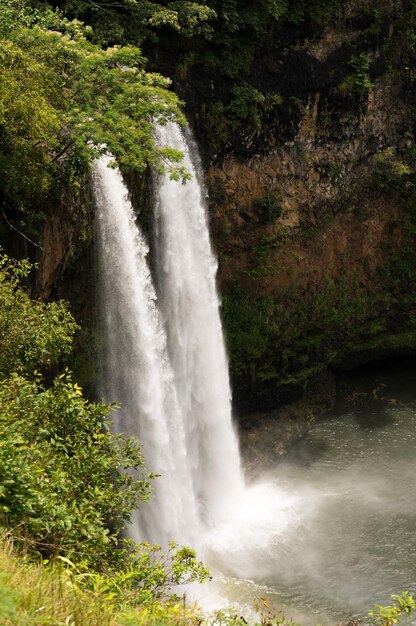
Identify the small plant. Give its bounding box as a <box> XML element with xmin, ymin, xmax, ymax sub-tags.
<box><xmin>368</xmin><ymin>592</ymin><xmax>416</xmax><ymax>625</ymax></box>
<box><xmin>226</xmin><ymin>83</ymin><xmax>265</xmax><ymax>129</ymax></box>
<box><xmin>264</xmin><ymin>91</ymin><xmax>283</xmax><ymax>109</ymax></box>
<box><xmin>253</xmin><ymin>194</ymin><xmax>282</xmax><ymax>224</ymax></box>
<box><xmin>371</xmin><ymin>147</ymin><xmax>412</xmax><ymax>193</ymax></box>
<box><xmin>254</xmin><ymin>596</ymin><xmax>300</xmax><ymax>626</ymax></box>
<box><xmin>339</xmin><ymin>53</ymin><xmax>373</xmax><ymax>95</ymax></box>
<box><xmin>364</xmin><ymin>8</ymin><xmax>384</xmax><ymax>37</ymax></box>
<box><xmin>208</xmin><ymin>176</ymin><xmax>228</xmax><ymax>208</ymax></box>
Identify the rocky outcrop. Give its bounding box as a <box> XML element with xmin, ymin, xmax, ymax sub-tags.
<box><xmin>192</xmin><ymin>0</ymin><xmax>416</xmax><ymax>412</ymax></box>
<box><xmin>209</xmin><ymin>73</ymin><xmax>409</xmax><ymax>292</ymax></box>
<box><xmin>239</xmin><ymin>372</ymin><xmax>336</xmax><ymax>475</ymax></box>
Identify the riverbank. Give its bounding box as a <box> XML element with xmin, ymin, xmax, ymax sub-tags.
<box><xmin>238</xmin><ymin>371</ymin><xmax>336</xmax><ymax>476</ymax></box>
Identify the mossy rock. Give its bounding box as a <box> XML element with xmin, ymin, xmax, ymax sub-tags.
<box><xmin>331</xmin><ymin>329</ymin><xmax>416</xmax><ymax>371</ymax></box>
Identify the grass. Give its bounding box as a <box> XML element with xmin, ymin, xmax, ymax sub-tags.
<box><xmin>0</xmin><ymin>537</ymin><xmax>200</xmax><ymax>626</ymax></box>
<box><xmin>0</xmin><ymin>536</ymin><xmax>115</xmax><ymax>625</ymax></box>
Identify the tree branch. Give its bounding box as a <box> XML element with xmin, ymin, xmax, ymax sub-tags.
<box><xmin>51</xmin><ymin>140</ymin><xmax>75</xmax><ymax>163</ymax></box>
<box><xmin>1</xmin><ymin>211</ymin><xmax>44</xmax><ymax>251</ymax></box>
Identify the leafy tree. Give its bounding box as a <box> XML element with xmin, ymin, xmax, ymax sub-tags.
<box><xmin>0</xmin><ymin>0</ymin><xmax>188</xmax><ymax>218</ymax></box>
<box><xmin>47</xmin><ymin>0</ymin><xmax>216</xmax><ymax>45</ymax></box>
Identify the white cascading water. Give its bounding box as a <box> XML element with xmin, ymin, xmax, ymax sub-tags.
<box><xmin>153</xmin><ymin>123</ymin><xmax>245</xmax><ymax>527</ymax></box>
<box><xmin>92</xmin><ymin>130</ymin><xmax>244</xmax><ymax>547</ymax></box>
<box><xmin>93</xmin><ymin>154</ymin><xmax>200</xmax><ymax>547</ymax></box>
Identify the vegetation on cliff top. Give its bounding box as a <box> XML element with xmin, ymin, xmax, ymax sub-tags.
<box><xmin>0</xmin><ymin>0</ymin><xmax>188</xmax><ymax>241</ymax></box>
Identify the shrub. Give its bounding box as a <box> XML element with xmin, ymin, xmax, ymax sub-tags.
<box><xmin>0</xmin><ymin>537</ymin><xmax>205</xmax><ymax>625</ymax></box>
<box><xmin>253</xmin><ymin>195</ymin><xmax>282</xmax><ymax>224</ymax></box>
<box><xmin>339</xmin><ymin>53</ymin><xmax>373</xmax><ymax>95</ymax></box>
<box><xmin>226</xmin><ymin>83</ymin><xmax>265</xmax><ymax>128</ymax></box>
<box><xmin>371</xmin><ymin>147</ymin><xmax>412</xmax><ymax>193</ymax></box>
<box><xmin>0</xmin><ymin>372</ymin><xmax>153</xmax><ymax>570</ymax></box>
<box><xmin>0</xmin><ymin>254</ymin><xmax>77</xmax><ymax>377</ymax></box>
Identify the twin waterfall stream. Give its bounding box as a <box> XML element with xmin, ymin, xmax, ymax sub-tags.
<box><xmin>92</xmin><ymin>122</ymin><xmax>244</xmax><ymax>548</ymax></box>
<box><xmin>92</xmin><ymin>123</ymin><xmax>416</xmax><ymax>625</ymax></box>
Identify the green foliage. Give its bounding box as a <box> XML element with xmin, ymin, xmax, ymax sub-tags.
<box><xmin>253</xmin><ymin>195</ymin><xmax>282</xmax><ymax>225</ymax></box>
<box><xmin>221</xmin><ymin>278</ymin><xmax>390</xmax><ymax>386</ymax></box>
<box><xmin>368</xmin><ymin>592</ymin><xmax>416</xmax><ymax>625</ymax></box>
<box><xmin>55</xmin><ymin>0</ymin><xmax>345</xmax><ymax>80</ymax></box>
<box><xmin>226</xmin><ymin>83</ymin><xmax>265</xmax><ymax>128</ymax></box>
<box><xmin>378</xmin><ymin>212</ymin><xmax>416</xmax><ymax>286</ymax></box>
<box><xmin>202</xmin><ymin>0</ymin><xmax>343</xmax><ymax>75</ymax></box>
<box><xmin>204</xmin><ymin>86</ymin><xmax>282</xmax><ymax>153</ymax></box>
<box><xmin>0</xmin><ymin>253</ymin><xmax>77</xmax><ymax>377</ymax></box>
<box><xmin>0</xmin><ymin>0</ymin><xmax>187</xmax><ymax>217</ymax></box>
<box><xmin>0</xmin><ymin>371</ymin><xmax>153</xmax><ymax>569</ymax></box>
<box><xmin>0</xmin><ymin>253</ymin><xmax>147</xmax><ymax>572</ymax></box>
<box><xmin>286</xmin><ymin>0</ymin><xmax>342</xmax><ymax>24</ymax></box>
<box><xmin>398</xmin><ymin>1</ymin><xmax>416</xmax><ymax>55</ymax></box>
<box><xmin>208</xmin><ymin>176</ymin><xmax>228</xmax><ymax>208</ymax></box>
<box><xmin>0</xmin><ymin>539</ymin><xmax>116</xmax><ymax>625</ymax></box>
<box><xmin>201</xmin><ymin>1</ymin><xmax>272</xmax><ymax>77</ymax></box>
<box><xmin>221</xmin><ymin>291</ymin><xmax>283</xmax><ymax>381</ymax></box>
<box><xmin>239</xmin><ymin>240</ymin><xmax>282</xmax><ymax>281</ymax></box>
<box><xmin>363</xmin><ymin>8</ymin><xmax>384</xmax><ymax>38</ymax></box>
<box><xmin>0</xmin><ymin>34</ymin><xmax>61</xmax><ymax>207</ymax></box>
<box><xmin>123</xmin><ymin>601</ymin><xmax>201</xmax><ymax>626</ymax></box>
<box><xmin>0</xmin><ymin>538</ymin><xmax>205</xmax><ymax>625</ymax></box>
<box><xmin>222</xmin><ymin>193</ymin><xmax>416</xmax><ymax>389</ymax></box>
<box><xmin>76</xmin><ymin>541</ymin><xmax>209</xmax><ymax>605</ymax></box>
<box><xmin>371</xmin><ymin>147</ymin><xmax>412</xmax><ymax>193</ymax></box>
<box><xmin>339</xmin><ymin>53</ymin><xmax>373</xmax><ymax>96</ymax></box>
<box><xmin>147</xmin><ymin>2</ymin><xmax>217</xmax><ymax>36</ymax></box>
<box><xmin>56</xmin><ymin>0</ymin><xmax>216</xmax><ymax>46</ymax></box>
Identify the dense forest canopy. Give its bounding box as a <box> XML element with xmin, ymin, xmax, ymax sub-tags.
<box><xmin>42</xmin><ymin>0</ymin><xmax>345</xmax><ymax>76</ymax></box>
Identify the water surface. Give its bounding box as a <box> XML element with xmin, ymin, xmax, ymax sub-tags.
<box><xmin>203</xmin><ymin>363</ymin><xmax>416</xmax><ymax>624</ymax></box>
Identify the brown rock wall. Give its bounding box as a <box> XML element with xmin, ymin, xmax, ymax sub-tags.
<box><xmin>208</xmin><ymin>70</ymin><xmax>410</xmax><ymax>295</ymax></box>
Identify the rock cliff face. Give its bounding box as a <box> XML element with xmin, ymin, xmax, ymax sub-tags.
<box><xmin>209</xmin><ymin>76</ymin><xmax>408</xmax><ymax>291</ymax></box>
<box><xmin>179</xmin><ymin>0</ymin><xmax>416</xmax><ymax>412</ymax></box>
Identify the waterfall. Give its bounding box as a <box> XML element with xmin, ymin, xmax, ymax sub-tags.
<box><xmin>153</xmin><ymin>123</ymin><xmax>244</xmax><ymax>526</ymax></box>
<box><xmin>93</xmin><ymin>129</ymin><xmax>244</xmax><ymax>547</ymax></box>
<box><xmin>93</xmin><ymin>154</ymin><xmax>200</xmax><ymax>546</ymax></box>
